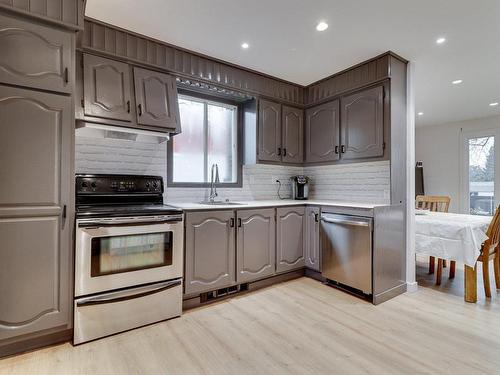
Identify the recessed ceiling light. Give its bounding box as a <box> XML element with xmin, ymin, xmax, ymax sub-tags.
<box><xmin>316</xmin><ymin>22</ymin><xmax>328</xmax><ymax>32</ymax></box>
<box><xmin>241</xmin><ymin>42</ymin><xmax>249</xmax><ymax>49</ymax></box>
<box><xmin>452</xmin><ymin>79</ymin><xmax>463</xmax><ymax>85</ymax></box>
<box><xmin>436</xmin><ymin>37</ymin><xmax>446</xmax><ymax>44</ymax></box>
<box><xmin>490</xmin><ymin>102</ymin><xmax>499</xmax><ymax>107</ymax></box>
<box><xmin>418</xmin><ymin>112</ymin><xmax>424</xmax><ymax>116</ymax></box>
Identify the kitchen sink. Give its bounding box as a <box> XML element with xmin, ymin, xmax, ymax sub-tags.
<box><xmin>198</xmin><ymin>201</ymin><xmax>247</xmax><ymax>206</ymax></box>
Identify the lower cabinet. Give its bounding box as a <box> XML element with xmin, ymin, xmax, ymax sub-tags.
<box><xmin>184</xmin><ymin>211</ymin><xmax>236</xmax><ymax>295</ymax></box>
<box><xmin>305</xmin><ymin>207</ymin><xmax>321</xmax><ymax>271</ymax></box>
<box><xmin>236</xmin><ymin>209</ymin><xmax>276</xmax><ymax>283</ymax></box>
<box><xmin>184</xmin><ymin>206</ymin><xmax>309</xmax><ymax>295</ymax></box>
<box><xmin>0</xmin><ymin>85</ymin><xmax>73</xmax><ymax>345</ymax></box>
<box><xmin>276</xmin><ymin>206</ymin><xmax>306</xmax><ymax>272</ymax></box>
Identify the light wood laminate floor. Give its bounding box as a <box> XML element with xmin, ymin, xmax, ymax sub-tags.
<box><xmin>1</xmin><ymin>277</ymin><xmax>500</xmax><ymax>375</ymax></box>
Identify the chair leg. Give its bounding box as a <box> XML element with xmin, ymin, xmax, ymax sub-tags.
<box><xmin>443</xmin><ymin>260</ymin><xmax>447</xmax><ymax>268</ymax></box>
<box><xmin>464</xmin><ymin>264</ymin><xmax>477</xmax><ymax>303</ymax></box>
<box><xmin>482</xmin><ymin>259</ymin><xmax>491</xmax><ymax>298</ymax></box>
<box><xmin>429</xmin><ymin>256</ymin><xmax>435</xmax><ymax>274</ymax></box>
<box><xmin>494</xmin><ymin>254</ymin><xmax>500</xmax><ymax>290</ymax></box>
<box><xmin>436</xmin><ymin>259</ymin><xmax>443</xmax><ymax>285</ymax></box>
<box><xmin>449</xmin><ymin>261</ymin><xmax>456</xmax><ymax>279</ymax></box>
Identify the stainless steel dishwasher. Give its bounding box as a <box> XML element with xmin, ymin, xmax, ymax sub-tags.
<box><xmin>321</xmin><ymin>213</ymin><xmax>373</xmax><ymax>295</ymax></box>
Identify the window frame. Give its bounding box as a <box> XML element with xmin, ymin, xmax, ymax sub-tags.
<box><xmin>167</xmin><ymin>89</ymin><xmax>243</xmax><ymax>188</ymax></box>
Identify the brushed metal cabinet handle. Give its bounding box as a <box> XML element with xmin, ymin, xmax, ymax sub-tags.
<box><xmin>138</xmin><ymin>104</ymin><xmax>143</xmax><ymax>116</ymax></box>
<box><xmin>127</xmin><ymin>100</ymin><xmax>131</xmax><ymax>113</ymax></box>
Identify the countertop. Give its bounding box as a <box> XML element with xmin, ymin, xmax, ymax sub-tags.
<box><xmin>168</xmin><ymin>199</ymin><xmax>386</xmax><ymax>211</ymax></box>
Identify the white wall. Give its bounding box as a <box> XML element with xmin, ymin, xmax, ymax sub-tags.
<box><xmin>415</xmin><ymin>114</ymin><xmax>500</xmax><ymax>213</ymax></box>
<box><xmin>75</xmin><ymin>133</ymin><xmax>390</xmax><ymax>204</ymax></box>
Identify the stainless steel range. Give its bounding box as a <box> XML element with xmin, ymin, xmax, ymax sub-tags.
<box><xmin>73</xmin><ymin>174</ymin><xmax>183</xmax><ymax>345</ymax></box>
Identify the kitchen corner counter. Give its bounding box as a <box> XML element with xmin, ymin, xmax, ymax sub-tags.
<box><xmin>167</xmin><ymin>199</ymin><xmax>387</xmax><ymax>212</ymax></box>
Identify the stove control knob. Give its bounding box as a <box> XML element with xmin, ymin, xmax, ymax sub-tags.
<box><xmin>145</xmin><ymin>182</ymin><xmax>150</xmax><ymax>188</ymax></box>
<box><xmin>91</xmin><ymin>182</ymin><xmax>97</xmax><ymax>188</ymax></box>
<box><xmin>153</xmin><ymin>181</ymin><xmax>158</xmax><ymax>188</ymax></box>
<box><xmin>81</xmin><ymin>181</ymin><xmax>88</xmax><ymax>188</ymax></box>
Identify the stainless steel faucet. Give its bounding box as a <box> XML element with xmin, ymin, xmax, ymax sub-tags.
<box><xmin>209</xmin><ymin>163</ymin><xmax>220</xmax><ymax>202</ymax></box>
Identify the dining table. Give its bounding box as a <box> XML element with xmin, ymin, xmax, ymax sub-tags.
<box><xmin>415</xmin><ymin>211</ymin><xmax>492</xmax><ymax>303</ymax></box>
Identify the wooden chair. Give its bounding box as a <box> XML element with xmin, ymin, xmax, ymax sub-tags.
<box><xmin>465</xmin><ymin>205</ymin><xmax>500</xmax><ymax>302</ymax></box>
<box><xmin>415</xmin><ymin>195</ymin><xmax>452</xmax><ymax>283</ymax></box>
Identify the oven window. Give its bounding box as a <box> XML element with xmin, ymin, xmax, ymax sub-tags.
<box><xmin>91</xmin><ymin>232</ymin><xmax>173</xmax><ymax>277</ymax></box>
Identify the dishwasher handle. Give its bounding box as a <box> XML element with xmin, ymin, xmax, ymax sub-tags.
<box><xmin>321</xmin><ymin>214</ymin><xmax>372</xmax><ymax>228</ymax></box>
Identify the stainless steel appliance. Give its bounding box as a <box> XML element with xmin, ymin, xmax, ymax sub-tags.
<box><xmin>291</xmin><ymin>175</ymin><xmax>309</xmax><ymax>200</ymax></box>
<box><xmin>321</xmin><ymin>213</ymin><xmax>373</xmax><ymax>295</ymax></box>
<box><xmin>74</xmin><ymin>174</ymin><xmax>184</xmax><ymax>344</ymax></box>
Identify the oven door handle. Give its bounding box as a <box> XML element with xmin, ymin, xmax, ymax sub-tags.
<box><xmin>76</xmin><ymin>279</ymin><xmax>182</xmax><ymax>307</ymax></box>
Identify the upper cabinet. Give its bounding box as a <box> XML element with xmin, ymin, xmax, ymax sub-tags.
<box><xmin>0</xmin><ymin>13</ymin><xmax>73</xmax><ymax>94</ymax></box>
<box><xmin>83</xmin><ymin>54</ymin><xmax>132</xmax><ymax>122</ymax></box>
<box><xmin>258</xmin><ymin>99</ymin><xmax>282</xmax><ymax>162</ymax></box>
<box><xmin>257</xmin><ymin>99</ymin><xmax>303</xmax><ymax>164</ymax></box>
<box><xmin>80</xmin><ymin>53</ymin><xmax>181</xmax><ymax>132</ymax></box>
<box><xmin>133</xmin><ymin>67</ymin><xmax>181</xmax><ymax>132</ymax></box>
<box><xmin>305</xmin><ymin>100</ymin><xmax>340</xmax><ymax>163</ymax></box>
<box><xmin>282</xmin><ymin>106</ymin><xmax>304</xmax><ymax>163</ymax></box>
<box><xmin>340</xmin><ymin>85</ymin><xmax>384</xmax><ymax>160</ymax></box>
<box><xmin>304</xmin><ymin>84</ymin><xmax>386</xmax><ymax>164</ymax></box>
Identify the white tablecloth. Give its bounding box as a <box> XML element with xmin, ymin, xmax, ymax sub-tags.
<box><xmin>415</xmin><ymin>212</ymin><xmax>491</xmax><ymax>267</ymax></box>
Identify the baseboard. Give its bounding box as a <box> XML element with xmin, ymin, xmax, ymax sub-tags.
<box><xmin>0</xmin><ymin>328</ymin><xmax>72</xmax><ymax>359</ymax></box>
<box><xmin>406</xmin><ymin>281</ymin><xmax>418</xmax><ymax>293</ymax></box>
<box><xmin>373</xmin><ymin>283</ymin><xmax>407</xmax><ymax>305</ymax></box>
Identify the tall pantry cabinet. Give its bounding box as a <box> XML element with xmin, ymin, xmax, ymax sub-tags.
<box><xmin>0</xmin><ymin>9</ymin><xmax>76</xmax><ymax>357</ymax></box>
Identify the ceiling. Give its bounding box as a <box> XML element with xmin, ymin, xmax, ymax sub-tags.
<box><xmin>86</xmin><ymin>0</ymin><xmax>500</xmax><ymax>127</ymax></box>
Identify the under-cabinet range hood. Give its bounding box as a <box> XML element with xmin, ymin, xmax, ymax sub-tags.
<box><xmin>75</xmin><ymin>123</ymin><xmax>169</xmax><ymax>144</ymax></box>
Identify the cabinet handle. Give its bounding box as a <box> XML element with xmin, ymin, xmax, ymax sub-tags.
<box><xmin>314</xmin><ymin>213</ymin><xmax>319</xmax><ymax>223</ymax></box>
<box><xmin>230</xmin><ymin>218</ymin><xmax>235</xmax><ymax>228</ymax></box>
<box><xmin>138</xmin><ymin>104</ymin><xmax>142</xmax><ymax>116</ymax></box>
<box><xmin>334</xmin><ymin>146</ymin><xmax>339</xmax><ymax>154</ymax></box>
<box><xmin>238</xmin><ymin>218</ymin><xmax>242</xmax><ymax>227</ymax></box>
<box><xmin>341</xmin><ymin>145</ymin><xmax>346</xmax><ymax>153</ymax></box>
<box><xmin>283</xmin><ymin>148</ymin><xmax>287</xmax><ymax>157</ymax></box>
<box><xmin>64</xmin><ymin>67</ymin><xmax>69</xmax><ymax>84</ymax></box>
<box><xmin>127</xmin><ymin>100</ymin><xmax>131</xmax><ymax>113</ymax></box>
<box><xmin>277</xmin><ymin>147</ymin><xmax>281</xmax><ymax>156</ymax></box>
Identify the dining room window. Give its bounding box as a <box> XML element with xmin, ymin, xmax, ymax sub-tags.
<box><xmin>167</xmin><ymin>93</ymin><xmax>241</xmax><ymax>187</ymax></box>
<box><xmin>462</xmin><ymin>131</ymin><xmax>497</xmax><ymax>216</ymax></box>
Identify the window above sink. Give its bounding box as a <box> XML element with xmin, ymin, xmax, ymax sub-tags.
<box><xmin>167</xmin><ymin>91</ymin><xmax>243</xmax><ymax>188</ymax></box>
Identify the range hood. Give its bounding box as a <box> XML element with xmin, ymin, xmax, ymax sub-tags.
<box><xmin>75</xmin><ymin>123</ymin><xmax>169</xmax><ymax>144</ymax></box>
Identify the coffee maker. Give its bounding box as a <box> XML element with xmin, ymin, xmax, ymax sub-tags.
<box><xmin>291</xmin><ymin>176</ymin><xmax>309</xmax><ymax>200</ymax></box>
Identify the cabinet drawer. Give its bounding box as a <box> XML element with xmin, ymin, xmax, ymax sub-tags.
<box><xmin>0</xmin><ymin>13</ymin><xmax>73</xmax><ymax>93</ymax></box>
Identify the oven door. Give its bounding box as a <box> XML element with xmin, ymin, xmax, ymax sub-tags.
<box><xmin>75</xmin><ymin>216</ymin><xmax>183</xmax><ymax>297</ymax></box>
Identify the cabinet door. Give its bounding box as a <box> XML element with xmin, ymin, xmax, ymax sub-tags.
<box><xmin>185</xmin><ymin>211</ymin><xmax>236</xmax><ymax>295</ymax></box>
<box><xmin>236</xmin><ymin>209</ymin><xmax>275</xmax><ymax>283</ymax></box>
<box><xmin>0</xmin><ymin>13</ymin><xmax>73</xmax><ymax>93</ymax></box>
<box><xmin>83</xmin><ymin>54</ymin><xmax>132</xmax><ymax>122</ymax></box>
<box><xmin>282</xmin><ymin>106</ymin><xmax>304</xmax><ymax>164</ymax></box>
<box><xmin>0</xmin><ymin>85</ymin><xmax>72</xmax><ymax>340</ymax></box>
<box><xmin>341</xmin><ymin>85</ymin><xmax>384</xmax><ymax>160</ymax></box>
<box><xmin>133</xmin><ymin>67</ymin><xmax>181</xmax><ymax>131</ymax></box>
<box><xmin>276</xmin><ymin>206</ymin><xmax>306</xmax><ymax>272</ymax></box>
<box><xmin>305</xmin><ymin>207</ymin><xmax>320</xmax><ymax>271</ymax></box>
<box><xmin>258</xmin><ymin>99</ymin><xmax>281</xmax><ymax>162</ymax></box>
<box><xmin>305</xmin><ymin>100</ymin><xmax>340</xmax><ymax>163</ymax></box>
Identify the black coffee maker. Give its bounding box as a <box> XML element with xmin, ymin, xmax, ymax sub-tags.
<box><xmin>291</xmin><ymin>176</ymin><xmax>309</xmax><ymax>200</ymax></box>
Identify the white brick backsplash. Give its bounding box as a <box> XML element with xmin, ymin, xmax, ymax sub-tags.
<box><xmin>75</xmin><ymin>135</ymin><xmax>390</xmax><ymax>204</ymax></box>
